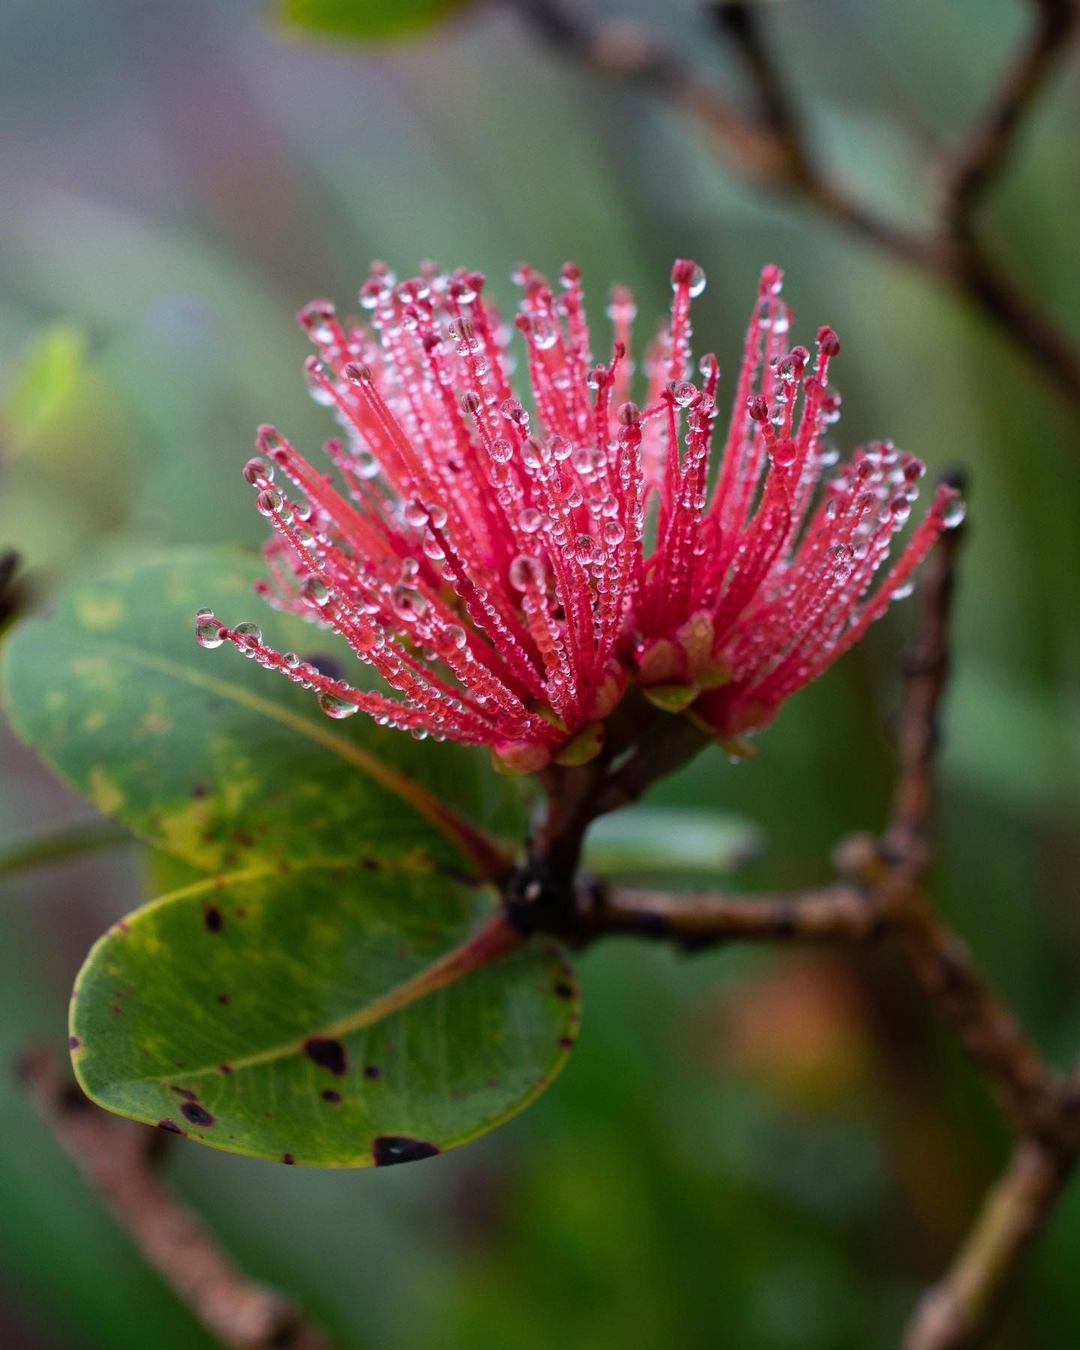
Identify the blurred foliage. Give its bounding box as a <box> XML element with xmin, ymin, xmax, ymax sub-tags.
<box><xmin>1</xmin><ymin>324</ymin><xmax>136</xmax><ymax>569</ymax></box>
<box><xmin>583</xmin><ymin>805</ymin><xmax>764</xmax><ymax>882</ymax></box>
<box><xmin>0</xmin><ymin>0</ymin><xmax>1078</xmax><ymax>1346</ymax></box>
<box><xmin>278</xmin><ymin>0</ymin><xmax>473</xmax><ymax>41</ymax></box>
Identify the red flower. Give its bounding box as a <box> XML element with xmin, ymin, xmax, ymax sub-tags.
<box><xmin>197</xmin><ymin>260</ymin><xmax>959</xmax><ymax>772</ymax></box>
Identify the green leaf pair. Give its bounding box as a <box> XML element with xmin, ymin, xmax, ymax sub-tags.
<box><xmin>3</xmin><ymin>550</ymin><xmax>580</xmax><ymax>1166</ymax></box>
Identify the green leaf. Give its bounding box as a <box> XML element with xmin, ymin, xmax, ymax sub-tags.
<box><xmin>277</xmin><ymin>0</ymin><xmax>472</xmax><ymax>41</ymax></box>
<box><xmin>1</xmin><ymin>548</ymin><xmax>516</xmax><ymax>879</ymax></box>
<box><xmin>71</xmin><ymin>859</ymin><xmax>579</xmax><ymax>1166</ymax></box>
<box><xmin>583</xmin><ymin>807</ymin><xmax>764</xmax><ymax>881</ymax></box>
<box><xmin>4</xmin><ymin>325</ymin><xmax>89</xmax><ymax>454</ymax></box>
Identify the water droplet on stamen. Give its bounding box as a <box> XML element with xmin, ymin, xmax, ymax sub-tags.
<box><xmin>318</xmin><ymin>691</ymin><xmax>358</xmax><ymax>719</ymax></box>
<box><xmin>301</xmin><ymin>576</ymin><xmax>331</xmax><ymax>607</ymax></box>
<box><xmin>243</xmin><ymin>457</ymin><xmax>273</xmax><ymax>485</ymax></box>
<box><xmin>391</xmin><ymin>585</ymin><xmax>428</xmax><ymax>622</ymax></box>
<box><xmin>195</xmin><ymin>610</ymin><xmax>224</xmax><ymax>649</ymax></box>
<box><xmin>770</xmin><ymin>437</ymin><xmax>798</xmax><ymax>468</ymax></box>
<box><xmin>234</xmin><ymin>621</ymin><xmax>263</xmax><ymax>646</ymax></box>
<box><xmin>943</xmin><ymin>499</ymin><xmax>967</xmax><ymax>529</ymax></box>
<box><xmin>509</xmin><ymin>555</ymin><xmax>545</xmax><ymax>591</ymax></box>
<box><xmin>353</xmin><ymin>448</ymin><xmax>380</xmax><ymax>479</ymax></box>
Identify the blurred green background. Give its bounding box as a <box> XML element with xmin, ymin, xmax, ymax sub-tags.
<box><xmin>1</xmin><ymin>1</ymin><xmax>1078</xmax><ymax>1346</ymax></box>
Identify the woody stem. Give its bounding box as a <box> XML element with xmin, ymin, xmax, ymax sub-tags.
<box><xmin>515</xmin><ymin>0</ymin><xmax>1080</xmax><ymax>417</ymax></box>
<box><xmin>521</xmin><ymin>501</ymin><xmax>1078</xmax><ymax>1347</ymax></box>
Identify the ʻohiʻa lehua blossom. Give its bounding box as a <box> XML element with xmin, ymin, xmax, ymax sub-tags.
<box><xmin>196</xmin><ymin>260</ymin><xmax>961</xmax><ymax>774</ymax></box>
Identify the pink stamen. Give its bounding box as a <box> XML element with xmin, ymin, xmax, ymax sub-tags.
<box><xmin>200</xmin><ymin>261</ymin><xmax>955</xmax><ymax>767</ymax></box>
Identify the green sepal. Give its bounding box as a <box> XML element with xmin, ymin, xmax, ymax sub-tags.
<box><xmin>642</xmin><ymin>682</ymin><xmax>700</xmax><ymax>713</ymax></box>
<box><xmin>553</xmin><ymin>721</ymin><xmax>604</xmax><ymax>766</ymax></box>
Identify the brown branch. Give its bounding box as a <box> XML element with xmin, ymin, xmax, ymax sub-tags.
<box><xmin>708</xmin><ymin>1</ymin><xmax>815</xmax><ymax>183</ymax></box>
<box><xmin>876</xmin><ymin>475</ymin><xmax>1068</xmax><ymax>1148</ymax></box>
<box><xmin>885</xmin><ymin>477</ymin><xmax>965</xmax><ymax>861</ymax></box>
<box><xmin>514</xmin><ymin>0</ymin><xmax>1080</xmax><ymax>413</ymax></box>
<box><xmin>904</xmin><ymin>1132</ymin><xmax>1080</xmax><ymax>1349</ymax></box>
<box><xmin>943</xmin><ymin>0</ymin><xmax>1080</xmax><ymax>240</ymax></box>
<box><xmin>514</xmin><ymin>0</ymin><xmax>770</xmax><ymax>166</ymax></box>
<box><xmin>943</xmin><ymin>235</ymin><xmax>1080</xmax><ymax>411</ymax></box>
<box><xmin>577</xmin><ymin>879</ymin><xmax>876</xmax><ymax>945</ymax></box>
<box><xmin>19</xmin><ymin>1048</ymin><xmax>332</xmax><ymax>1350</ymax></box>
<box><xmin>891</xmin><ymin>898</ymin><xmax>1065</xmax><ymax>1143</ymax></box>
<box><xmin>592</xmin><ymin>873</ymin><xmax>1064</xmax><ymax>1147</ymax></box>
<box><xmin>512</xmin><ymin>501</ymin><xmax>1079</xmax><ymax>1345</ymax></box>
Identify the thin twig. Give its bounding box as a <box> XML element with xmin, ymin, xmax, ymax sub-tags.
<box><xmin>884</xmin><ymin>473</ymin><xmax>965</xmax><ymax>862</ymax></box>
<box><xmin>904</xmin><ymin>1132</ymin><xmax>1080</xmax><ymax>1350</ymax></box>
<box><xmin>578</xmin><ymin>879</ymin><xmax>876</xmax><ymax>944</ymax></box>
<box><xmin>514</xmin><ymin>0</ymin><xmax>1080</xmax><ymax>412</ymax></box>
<box><xmin>593</xmin><ymin>873</ymin><xmax>1064</xmax><ymax>1145</ymax></box>
<box><xmin>708</xmin><ymin>1</ymin><xmax>823</xmax><ymax>187</ymax></box>
<box><xmin>891</xmin><ymin>899</ymin><xmax>1066</xmax><ymax>1143</ymax></box>
<box><xmin>514</xmin><ymin>502</ymin><xmax>1080</xmax><ymax>1344</ymax></box>
<box><xmin>19</xmin><ymin>1048</ymin><xmax>332</xmax><ymax>1350</ymax></box>
<box><xmin>877</xmin><ymin>476</ymin><xmax>1068</xmax><ymax>1145</ymax></box>
<box><xmin>943</xmin><ymin>0</ymin><xmax>1080</xmax><ymax>239</ymax></box>
<box><xmin>943</xmin><ymin>235</ymin><xmax>1080</xmax><ymax>412</ymax></box>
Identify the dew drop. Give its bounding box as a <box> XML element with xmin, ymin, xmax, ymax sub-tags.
<box><xmin>439</xmin><ymin>624</ymin><xmax>468</xmax><ymax>653</ymax></box>
<box><xmin>243</xmin><ymin>457</ymin><xmax>272</xmax><ymax>486</ymax></box>
<box><xmin>490</xmin><ymin>437</ymin><xmax>513</xmax><ymax>465</ymax></box>
<box><xmin>574</xmin><ymin>535</ymin><xmax>596</xmax><ymax>566</ymax></box>
<box><xmin>672</xmin><ymin>260</ymin><xmax>706</xmax><ymax>297</ymax></box>
<box><xmin>532</xmin><ymin>319</ymin><xmax>558</xmax><ymax>351</ymax></box>
<box><xmin>391</xmin><ymin>585</ymin><xmax>428</xmax><ymax>622</ymax></box>
<box><xmin>942</xmin><ymin>498</ymin><xmax>967</xmax><ymax>529</ymax></box>
<box><xmin>318</xmin><ymin>691</ymin><xmax>358</xmax><ymax>720</ymax></box>
<box><xmin>234</xmin><ymin>621</ymin><xmax>263</xmax><ymax>646</ymax></box>
<box><xmin>603</xmin><ymin>520</ymin><xmax>625</xmax><ymax>546</ymax></box>
<box><xmin>509</xmin><ymin>555</ymin><xmax>545</xmax><ymax>591</ymax></box>
<box><xmin>770</xmin><ymin>437</ymin><xmax>798</xmax><ymax>468</ymax></box>
<box><xmin>195</xmin><ymin>610</ymin><xmax>224</xmax><ymax>649</ymax></box>
<box><xmin>353</xmin><ymin>449</ymin><xmax>380</xmax><ymax>480</ymax></box>
<box><xmin>301</xmin><ymin>576</ymin><xmax>331</xmax><ymax>607</ymax></box>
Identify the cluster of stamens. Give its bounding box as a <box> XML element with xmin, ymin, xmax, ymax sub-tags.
<box><xmin>195</xmin><ymin>259</ymin><xmax>960</xmax><ymax>771</ymax></box>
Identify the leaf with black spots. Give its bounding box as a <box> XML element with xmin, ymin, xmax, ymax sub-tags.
<box><xmin>70</xmin><ymin>859</ymin><xmax>580</xmax><ymax>1166</ymax></box>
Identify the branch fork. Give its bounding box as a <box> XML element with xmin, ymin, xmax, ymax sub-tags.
<box><xmin>512</xmin><ymin>504</ymin><xmax>1080</xmax><ymax>1349</ymax></box>
<box><xmin>517</xmin><ymin>0</ymin><xmax>1080</xmax><ymax>413</ymax></box>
